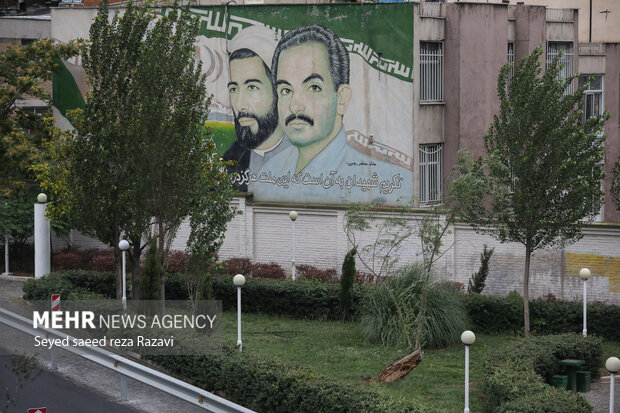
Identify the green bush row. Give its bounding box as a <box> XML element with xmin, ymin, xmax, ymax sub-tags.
<box><xmin>209</xmin><ymin>275</ymin><xmax>368</xmax><ymax>320</ymax></box>
<box><xmin>22</xmin><ymin>271</ymin><xmax>620</xmax><ymax>341</ymax></box>
<box><xmin>465</xmin><ymin>293</ymin><xmax>620</xmax><ymax>340</ymax></box>
<box><xmin>22</xmin><ymin>270</ymin><xmax>116</xmax><ymax>300</ymax></box>
<box><xmin>483</xmin><ymin>333</ymin><xmax>601</xmax><ymax>413</ymax></box>
<box><xmin>146</xmin><ymin>347</ymin><xmax>424</xmax><ymax>413</ymax></box>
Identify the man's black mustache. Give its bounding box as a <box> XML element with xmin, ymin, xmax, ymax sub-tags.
<box><xmin>236</xmin><ymin>112</ymin><xmax>259</xmax><ymax>122</ymax></box>
<box><xmin>285</xmin><ymin>114</ymin><xmax>314</xmax><ymax>126</ymax></box>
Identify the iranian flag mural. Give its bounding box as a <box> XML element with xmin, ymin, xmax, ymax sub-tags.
<box><xmin>52</xmin><ymin>3</ymin><xmax>414</xmax><ymax>206</ymax></box>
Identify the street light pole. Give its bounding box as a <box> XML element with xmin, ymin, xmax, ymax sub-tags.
<box><xmin>3</xmin><ymin>234</ymin><xmax>9</xmax><ymax>275</ymax></box>
<box><xmin>289</xmin><ymin>211</ymin><xmax>298</xmax><ymax>281</ymax></box>
<box><xmin>233</xmin><ymin>273</ymin><xmax>246</xmax><ymax>351</ymax></box>
<box><xmin>579</xmin><ymin>268</ymin><xmax>591</xmax><ymax>337</ymax></box>
<box><xmin>461</xmin><ymin>330</ymin><xmax>476</xmax><ymax>413</ymax></box>
<box><xmin>118</xmin><ymin>240</ymin><xmax>130</xmax><ymax>311</ymax></box>
<box><xmin>606</xmin><ymin>357</ymin><xmax>620</xmax><ymax>413</ymax></box>
<box><xmin>605</xmin><ymin>357</ymin><xmax>620</xmax><ymax>413</ymax></box>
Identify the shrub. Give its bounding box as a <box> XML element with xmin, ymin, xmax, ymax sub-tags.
<box><xmin>498</xmin><ymin>387</ymin><xmax>593</xmax><ymax>413</ymax></box>
<box><xmin>23</xmin><ymin>270</ymin><xmax>115</xmax><ymax>300</ymax></box>
<box><xmin>212</xmin><ymin>275</ymin><xmax>368</xmax><ymax>320</ymax></box>
<box><xmin>483</xmin><ymin>334</ymin><xmax>600</xmax><ymax>412</ymax></box>
<box><xmin>85</xmin><ymin>249</ymin><xmax>115</xmax><ymax>272</ymax></box>
<box><xmin>297</xmin><ymin>264</ymin><xmax>338</xmax><ymax>283</ymax></box>
<box><xmin>165</xmin><ymin>250</ymin><xmax>189</xmax><ymax>274</ymax></box>
<box><xmin>146</xmin><ymin>347</ymin><xmax>423</xmax><ymax>413</ymax></box>
<box><xmin>251</xmin><ymin>262</ymin><xmax>286</xmax><ymax>280</ymax></box>
<box><xmin>360</xmin><ymin>264</ymin><xmax>469</xmax><ymax>349</ymax></box>
<box><xmin>219</xmin><ymin>258</ymin><xmax>286</xmax><ymax>280</ymax></box>
<box><xmin>220</xmin><ymin>257</ymin><xmax>253</xmax><ymax>276</ymax></box>
<box><xmin>140</xmin><ymin>238</ymin><xmax>161</xmax><ymax>300</ymax></box>
<box><xmin>340</xmin><ymin>248</ymin><xmax>357</xmax><ymax>320</ymax></box>
<box><xmin>466</xmin><ymin>293</ymin><xmax>620</xmax><ymax>341</ymax></box>
<box><xmin>164</xmin><ymin>273</ymin><xmax>188</xmax><ymax>300</ymax></box>
<box><xmin>354</xmin><ymin>271</ymin><xmax>376</xmax><ymax>285</ymax></box>
<box><xmin>467</xmin><ymin>244</ymin><xmax>494</xmax><ymax>294</ymax></box>
<box><xmin>52</xmin><ymin>249</ymin><xmax>88</xmax><ymax>270</ymax></box>
<box><xmin>60</xmin><ymin>270</ymin><xmax>116</xmax><ymax>299</ymax></box>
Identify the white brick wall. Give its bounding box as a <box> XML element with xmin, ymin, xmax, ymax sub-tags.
<box><xmin>70</xmin><ymin>198</ymin><xmax>620</xmax><ymax>304</ymax></box>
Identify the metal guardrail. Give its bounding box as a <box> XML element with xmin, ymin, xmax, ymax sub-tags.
<box><xmin>0</xmin><ymin>307</ymin><xmax>255</xmax><ymax>413</ymax></box>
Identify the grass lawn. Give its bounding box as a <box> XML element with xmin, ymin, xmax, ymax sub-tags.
<box><xmin>219</xmin><ymin>311</ymin><xmax>620</xmax><ymax>412</ymax></box>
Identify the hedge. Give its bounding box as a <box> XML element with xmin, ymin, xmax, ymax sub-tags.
<box><xmin>22</xmin><ymin>271</ymin><xmax>620</xmax><ymax>341</ymax></box>
<box><xmin>146</xmin><ymin>347</ymin><xmax>424</xmax><ymax>413</ymax></box>
<box><xmin>165</xmin><ymin>273</ymin><xmax>368</xmax><ymax>320</ymax></box>
<box><xmin>466</xmin><ymin>293</ymin><xmax>620</xmax><ymax>341</ymax></box>
<box><xmin>211</xmin><ymin>275</ymin><xmax>368</xmax><ymax>320</ymax></box>
<box><xmin>22</xmin><ymin>270</ymin><xmax>115</xmax><ymax>300</ymax></box>
<box><xmin>483</xmin><ymin>333</ymin><xmax>601</xmax><ymax>413</ymax></box>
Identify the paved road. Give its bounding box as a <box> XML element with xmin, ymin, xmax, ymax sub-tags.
<box><xmin>0</xmin><ymin>354</ymin><xmax>141</xmax><ymax>413</ymax></box>
<box><xmin>0</xmin><ymin>275</ymin><xmax>207</xmax><ymax>413</ymax></box>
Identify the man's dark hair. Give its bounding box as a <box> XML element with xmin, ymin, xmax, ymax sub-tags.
<box><xmin>229</xmin><ymin>48</ymin><xmax>273</xmax><ymax>81</ymax></box>
<box><xmin>272</xmin><ymin>25</ymin><xmax>349</xmax><ymax>91</ymax></box>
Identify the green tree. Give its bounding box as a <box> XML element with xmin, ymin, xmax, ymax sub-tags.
<box><xmin>611</xmin><ymin>160</ymin><xmax>620</xmax><ymax>213</ymax></box>
<box><xmin>140</xmin><ymin>238</ymin><xmax>161</xmax><ymax>300</ymax></box>
<box><xmin>451</xmin><ymin>46</ymin><xmax>607</xmax><ymax>338</ymax></box>
<box><xmin>0</xmin><ymin>39</ymin><xmax>76</xmax><ymax>198</ymax></box>
<box><xmin>467</xmin><ymin>244</ymin><xmax>494</xmax><ymax>294</ymax></box>
<box><xmin>340</xmin><ymin>247</ymin><xmax>357</xmax><ymax>320</ymax></box>
<box><xmin>0</xmin><ymin>39</ymin><xmax>76</xmax><ymax>257</ymax></box>
<box><xmin>35</xmin><ymin>0</ymin><xmax>235</xmax><ymax>301</ymax></box>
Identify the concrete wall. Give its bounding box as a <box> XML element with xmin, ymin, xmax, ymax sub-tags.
<box><xmin>157</xmin><ymin>197</ymin><xmax>620</xmax><ymax>304</ymax></box>
<box><xmin>445</xmin><ymin>0</ymin><xmax>619</xmax><ymax>43</ymax></box>
<box><xmin>444</xmin><ymin>2</ymin><xmax>508</xmax><ymax>176</ymax></box>
<box><xmin>603</xmin><ymin>43</ymin><xmax>620</xmax><ymax>222</ymax></box>
<box><xmin>0</xmin><ymin>16</ymin><xmax>50</xmax><ymax>39</ymax></box>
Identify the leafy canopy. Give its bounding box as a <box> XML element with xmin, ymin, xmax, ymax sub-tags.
<box><xmin>451</xmin><ymin>45</ymin><xmax>608</xmax><ymax>338</ymax></box>
<box><xmin>453</xmin><ymin>45</ymin><xmax>607</xmax><ymax>252</ymax></box>
<box><xmin>0</xmin><ymin>39</ymin><xmax>76</xmax><ymax>241</ymax></box>
<box><xmin>34</xmin><ymin>0</ymin><xmax>235</xmax><ymax>298</ymax></box>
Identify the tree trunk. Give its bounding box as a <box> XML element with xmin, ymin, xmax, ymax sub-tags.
<box><xmin>377</xmin><ymin>348</ymin><xmax>424</xmax><ymax>382</ymax></box>
<box><xmin>523</xmin><ymin>244</ymin><xmax>531</xmax><ymax>339</ymax></box>
<box><xmin>113</xmin><ymin>241</ymin><xmax>122</xmax><ymax>300</ymax></box>
<box><xmin>158</xmin><ymin>222</ymin><xmax>166</xmax><ymax>303</ymax></box>
<box><xmin>129</xmin><ymin>236</ymin><xmax>142</xmax><ymax>300</ymax></box>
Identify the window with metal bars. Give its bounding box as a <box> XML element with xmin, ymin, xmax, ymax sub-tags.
<box><xmin>420</xmin><ymin>42</ymin><xmax>443</xmax><ymax>103</ymax></box>
<box><xmin>507</xmin><ymin>42</ymin><xmax>515</xmax><ymax>86</ymax></box>
<box><xmin>419</xmin><ymin>144</ymin><xmax>442</xmax><ymax>205</ymax></box>
<box><xmin>547</xmin><ymin>42</ymin><xmax>574</xmax><ymax>94</ymax></box>
<box><xmin>578</xmin><ymin>75</ymin><xmax>603</xmax><ymax>122</ymax></box>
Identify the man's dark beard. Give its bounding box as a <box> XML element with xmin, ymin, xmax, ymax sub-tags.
<box><xmin>234</xmin><ymin>100</ymin><xmax>279</xmax><ymax>150</ymax></box>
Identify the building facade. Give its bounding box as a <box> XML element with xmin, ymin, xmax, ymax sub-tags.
<box><xmin>41</xmin><ymin>1</ymin><xmax>620</xmax><ymax>303</ymax></box>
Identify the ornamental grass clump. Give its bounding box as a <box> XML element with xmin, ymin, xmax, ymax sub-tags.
<box><xmin>360</xmin><ymin>263</ymin><xmax>469</xmax><ymax>350</ymax></box>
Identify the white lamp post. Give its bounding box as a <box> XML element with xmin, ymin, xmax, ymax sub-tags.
<box><xmin>34</xmin><ymin>193</ymin><xmax>50</xmax><ymax>278</ymax></box>
<box><xmin>461</xmin><ymin>330</ymin><xmax>476</xmax><ymax>413</ymax></box>
<box><xmin>579</xmin><ymin>268</ymin><xmax>592</xmax><ymax>337</ymax></box>
<box><xmin>289</xmin><ymin>211</ymin><xmax>298</xmax><ymax>281</ymax></box>
<box><xmin>3</xmin><ymin>234</ymin><xmax>10</xmax><ymax>276</ymax></box>
<box><xmin>118</xmin><ymin>239</ymin><xmax>129</xmax><ymax>311</ymax></box>
<box><xmin>606</xmin><ymin>356</ymin><xmax>620</xmax><ymax>413</ymax></box>
<box><xmin>233</xmin><ymin>273</ymin><xmax>246</xmax><ymax>351</ymax></box>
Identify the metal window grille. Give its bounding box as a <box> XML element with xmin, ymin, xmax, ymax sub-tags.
<box><xmin>547</xmin><ymin>42</ymin><xmax>574</xmax><ymax>94</ymax></box>
<box><xmin>419</xmin><ymin>144</ymin><xmax>443</xmax><ymax>205</ymax></box>
<box><xmin>579</xmin><ymin>75</ymin><xmax>603</xmax><ymax>121</ymax></box>
<box><xmin>420</xmin><ymin>42</ymin><xmax>443</xmax><ymax>103</ymax></box>
<box><xmin>507</xmin><ymin>42</ymin><xmax>515</xmax><ymax>86</ymax></box>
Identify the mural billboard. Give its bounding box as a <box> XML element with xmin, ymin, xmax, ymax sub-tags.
<box><xmin>53</xmin><ymin>3</ymin><xmax>414</xmax><ymax>206</ymax></box>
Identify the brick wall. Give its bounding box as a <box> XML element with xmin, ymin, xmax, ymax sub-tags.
<box><xmin>70</xmin><ymin>199</ymin><xmax>620</xmax><ymax>304</ymax></box>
